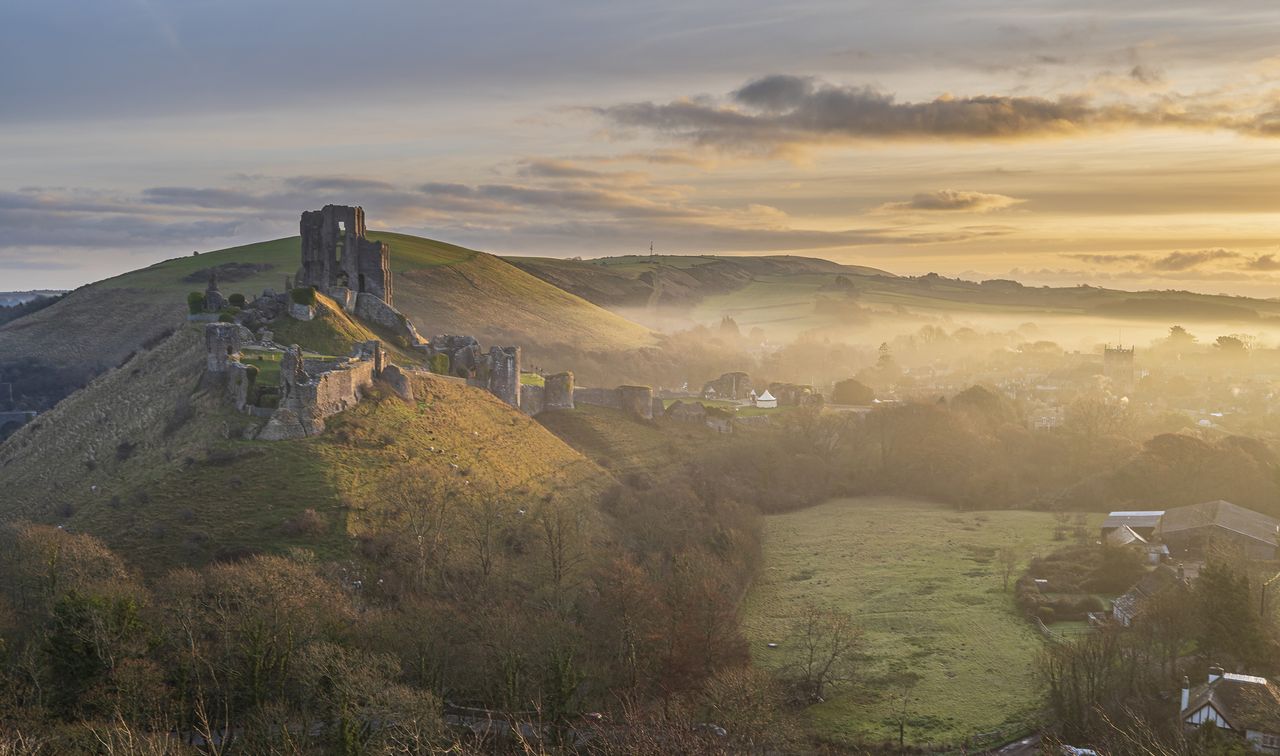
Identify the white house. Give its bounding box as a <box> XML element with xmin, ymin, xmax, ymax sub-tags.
<box><xmin>753</xmin><ymin>389</ymin><xmax>777</xmax><ymax>409</ymax></box>
<box><xmin>1181</xmin><ymin>667</ymin><xmax>1280</xmax><ymax>752</ymax></box>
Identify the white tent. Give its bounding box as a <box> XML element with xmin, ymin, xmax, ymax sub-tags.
<box><xmin>754</xmin><ymin>389</ymin><xmax>777</xmax><ymax>409</ymax></box>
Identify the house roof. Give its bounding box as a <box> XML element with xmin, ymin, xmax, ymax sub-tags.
<box><xmin>1157</xmin><ymin>500</ymin><xmax>1280</xmax><ymax>546</ymax></box>
<box><xmin>1106</xmin><ymin>525</ymin><xmax>1148</xmax><ymax>547</ymax></box>
<box><xmin>1112</xmin><ymin>565</ymin><xmax>1183</xmax><ymax>619</ymax></box>
<box><xmin>1185</xmin><ymin>674</ymin><xmax>1280</xmax><ymax>733</ymax></box>
<box><xmin>1102</xmin><ymin>511</ymin><xmax>1164</xmax><ymax>530</ymax></box>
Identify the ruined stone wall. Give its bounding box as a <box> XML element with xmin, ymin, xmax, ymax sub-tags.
<box><xmin>486</xmin><ymin>346</ymin><xmax>520</xmax><ymax>408</ymax></box>
<box><xmin>520</xmin><ymin>383</ymin><xmax>545</xmax><ymax>415</ymax></box>
<box><xmin>618</xmin><ymin>385</ymin><xmax>655</xmax><ymax>420</ymax></box>
<box><xmin>544</xmin><ymin>372</ymin><xmax>575</xmax><ymax>411</ymax></box>
<box><xmin>573</xmin><ymin>387</ymin><xmax>623</xmax><ymax>411</ymax></box>
<box><xmin>204</xmin><ymin>322</ymin><xmax>252</xmax><ymax>372</ymax></box>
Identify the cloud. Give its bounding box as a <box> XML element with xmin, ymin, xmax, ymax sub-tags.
<box><xmin>1244</xmin><ymin>254</ymin><xmax>1280</xmax><ymax>271</ymax></box>
<box><xmin>592</xmin><ymin>73</ymin><xmax>1280</xmax><ymax>154</ymax></box>
<box><xmin>1062</xmin><ymin>253</ymin><xmax>1148</xmax><ymax>265</ymax></box>
<box><xmin>1062</xmin><ymin>249</ymin><xmax>1280</xmax><ymax>274</ymax></box>
<box><xmin>874</xmin><ymin>189</ymin><xmax>1024</xmax><ymax>213</ymax></box>
<box><xmin>1149</xmin><ymin>248</ymin><xmax>1240</xmax><ymax>271</ymax></box>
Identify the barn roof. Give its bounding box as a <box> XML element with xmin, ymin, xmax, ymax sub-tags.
<box><xmin>1113</xmin><ymin>565</ymin><xmax>1183</xmax><ymax>621</ymax></box>
<box><xmin>1185</xmin><ymin>675</ymin><xmax>1280</xmax><ymax>733</ymax></box>
<box><xmin>1157</xmin><ymin>500</ymin><xmax>1280</xmax><ymax>545</ymax></box>
<box><xmin>1106</xmin><ymin>525</ymin><xmax>1148</xmax><ymax>547</ymax></box>
<box><xmin>1102</xmin><ymin>511</ymin><xmax>1164</xmax><ymax>530</ymax></box>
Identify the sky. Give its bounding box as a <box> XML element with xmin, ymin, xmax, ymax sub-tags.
<box><xmin>4</xmin><ymin>0</ymin><xmax>1280</xmax><ymax>294</ymax></box>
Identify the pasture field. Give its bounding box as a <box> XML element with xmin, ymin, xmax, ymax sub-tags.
<box><xmin>742</xmin><ymin>496</ymin><xmax>1100</xmax><ymax>748</ymax></box>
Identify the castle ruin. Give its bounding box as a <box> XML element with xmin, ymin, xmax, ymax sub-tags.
<box><xmin>198</xmin><ymin>204</ymin><xmax>665</xmax><ymax>439</ymax></box>
<box><xmin>297</xmin><ymin>205</ymin><xmax>393</xmax><ymax>307</ymax></box>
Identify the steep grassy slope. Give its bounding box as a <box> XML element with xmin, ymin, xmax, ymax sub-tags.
<box><xmin>0</xmin><ymin>233</ymin><xmax>654</xmax><ymax>409</ymax></box>
<box><xmin>537</xmin><ymin>404</ymin><xmax>728</xmax><ymax>482</ymax></box>
<box><xmin>0</xmin><ymin>321</ymin><xmax>609</xmax><ymax>572</ymax></box>
<box><xmin>377</xmin><ymin>232</ymin><xmax>654</xmax><ymax>356</ymax></box>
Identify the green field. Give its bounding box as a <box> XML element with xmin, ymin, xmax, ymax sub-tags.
<box><xmin>743</xmin><ymin>497</ymin><xmax>1100</xmax><ymax>748</ymax></box>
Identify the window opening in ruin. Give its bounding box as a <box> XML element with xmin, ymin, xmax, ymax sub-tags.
<box><xmin>335</xmin><ymin>220</ymin><xmax>346</xmax><ymax>263</ymax></box>
<box><xmin>358</xmin><ymin>273</ymin><xmax>366</xmax><ymax>293</ymax></box>
<box><xmin>227</xmin><ymin>346</ymin><xmax>233</xmax><ymax>355</ymax></box>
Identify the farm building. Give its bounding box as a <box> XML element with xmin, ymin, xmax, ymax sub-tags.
<box><xmin>1100</xmin><ymin>510</ymin><xmax>1164</xmax><ymax>540</ymax></box>
<box><xmin>1112</xmin><ymin>564</ymin><xmax>1188</xmax><ymax>627</ymax></box>
<box><xmin>1156</xmin><ymin>500</ymin><xmax>1280</xmax><ymax>561</ymax></box>
<box><xmin>1180</xmin><ymin>667</ymin><xmax>1280</xmax><ymax>752</ymax></box>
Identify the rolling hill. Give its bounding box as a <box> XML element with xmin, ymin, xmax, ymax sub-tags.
<box><xmin>0</xmin><ymin>317</ymin><xmax>611</xmax><ymax>572</ymax></box>
<box><xmin>509</xmin><ymin>254</ymin><xmax>1280</xmax><ymax>338</ymax></box>
<box><xmin>0</xmin><ymin>233</ymin><xmax>656</xmax><ymax>410</ymax></box>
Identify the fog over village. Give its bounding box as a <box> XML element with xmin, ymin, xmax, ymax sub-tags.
<box><xmin>6</xmin><ymin>2</ymin><xmax>1280</xmax><ymax>754</ymax></box>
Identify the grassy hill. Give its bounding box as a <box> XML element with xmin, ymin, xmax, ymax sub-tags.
<box><xmin>0</xmin><ymin>234</ymin><xmax>655</xmax><ymax>409</ymax></box>
<box><xmin>510</xmin><ymin>254</ymin><xmax>1280</xmax><ymax>338</ymax></box>
<box><xmin>0</xmin><ymin>318</ymin><xmax>610</xmax><ymax>573</ymax></box>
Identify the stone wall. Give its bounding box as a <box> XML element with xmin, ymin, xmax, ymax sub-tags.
<box><xmin>520</xmin><ymin>383</ymin><xmax>545</xmax><ymax>415</ymax></box>
<box><xmin>618</xmin><ymin>385</ymin><xmax>655</xmax><ymax>420</ymax></box>
<box><xmin>486</xmin><ymin>346</ymin><xmax>520</xmax><ymax>408</ymax></box>
<box><xmin>573</xmin><ymin>387</ymin><xmax>623</xmax><ymax>411</ymax></box>
<box><xmin>544</xmin><ymin>372</ymin><xmax>575</xmax><ymax>411</ymax></box>
<box><xmin>573</xmin><ymin>385</ymin><xmax>654</xmax><ymax>421</ymax></box>
<box><xmin>204</xmin><ymin>323</ymin><xmax>252</xmax><ymax>372</ymax></box>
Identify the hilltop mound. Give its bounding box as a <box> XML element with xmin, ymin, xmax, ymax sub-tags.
<box><xmin>0</xmin><ymin>321</ymin><xmax>609</xmax><ymax>572</ymax></box>
<box><xmin>0</xmin><ymin>233</ymin><xmax>654</xmax><ymax>410</ymax></box>
<box><xmin>508</xmin><ymin>254</ymin><xmax>892</xmax><ymax>311</ymax></box>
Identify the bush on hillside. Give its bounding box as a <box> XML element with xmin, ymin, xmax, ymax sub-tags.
<box><xmin>429</xmin><ymin>353</ymin><xmax>450</xmax><ymax>375</ymax></box>
<box><xmin>217</xmin><ymin>313</ymin><xmax>235</xmax><ymax>323</ymax></box>
<box><xmin>291</xmin><ymin>287</ymin><xmax>317</xmax><ymax>306</ymax></box>
<box><xmin>187</xmin><ymin>292</ymin><xmax>205</xmax><ymax>314</ymax></box>
<box><xmin>832</xmin><ymin>378</ymin><xmax>874</xmax><ymax>405</ymax></box>
<box><xmin>228</xmin><ymin>293</ymin><xmax>246</xmax><ymax>308</ymax></box>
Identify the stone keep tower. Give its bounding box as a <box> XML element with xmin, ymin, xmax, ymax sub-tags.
<box><xmin>297</xmin><ymin>205</ymin><xmax>393</xmax><ymax>306</ymax></box>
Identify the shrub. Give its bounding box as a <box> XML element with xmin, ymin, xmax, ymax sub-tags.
<box><xmin>832</xmin><ymin>378</ymin><xmax>875</xmax><ymax>405</ymax></box>
<box><xmin>428</xmin><ymin>353</ymin><xmax>450</xmax><ymax>375</ymax></box>
<box><xmin>115</xmin><ymin>441</ymin><xmax>136</xmax><ymax>461</ymax></box>
<box><xmin>1036</xmin><ymin>606</ymin><xmax>1055</xmax><ymax>623</ymax></box>
<box><xmin>281</xmin><ymin>508</ymin><xmax>327</xmax><ymax>537</ymax></box>
<box><xmin>217</xmin><ymin>313</ymin><xmax>235</xmax><ymax>323</ymax></box>
<box><xmin>291</xmin><ymin>287</ymin><xmax>317</xmax><ymax>306</ymax></box>
<box><xmin>187</xmin><ymin>291</ymin><xmax>205</xmax><ymax>314</ymax></box>
<box><xmin>228</xmin><ymin>293</ymin><xmax>246</xmax><ymax>308</ymax></box>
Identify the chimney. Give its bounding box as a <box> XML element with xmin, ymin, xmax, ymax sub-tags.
<box><xmin>1209</xmin><ymin>665</ymin><xmax>1224</xmax><ymax>684</ymax></box>
<box><xmin>1181</xmin><ymin>676</ymin><xmax>1190</xmax><ymax>712</ymax></box>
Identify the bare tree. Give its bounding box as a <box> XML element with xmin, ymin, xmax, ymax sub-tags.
<box><xmin>786</xmin><ymin>601</ymin><xmax>864</xmax><ymax>702</ymax></box>
<box><xmin>998</xmin><ymin>545</ymin><xmax>1024</xmax><ymax>591</ymax></box>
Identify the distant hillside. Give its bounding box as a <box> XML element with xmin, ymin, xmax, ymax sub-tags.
<box><xmin>508</xmin><ymin>254</ymin><xmax>892</xmax><ymax>310</ymax></box>
<box><xmin>511</xmin><ymin>255</ymin><xmax>1280</xmax><ymax>338</ymax></box>
<box><xmin>0</xmin><ymin>323</ymin><xmax>609</xmax><ymax>572</ymax></box>
<box><xmin>0</xmin><ymin>234</ymin><xmax>655</xmax><ymax>409</ymax></box>
<box><xmin>0</xmin><ymin>290</ymin><xmax>64</xmax><ymax>307</ymax></box>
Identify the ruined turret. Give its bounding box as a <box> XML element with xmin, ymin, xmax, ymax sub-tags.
<box><xmin>204</xmin><ymin>270</ymin><xmax>227</xmax><ymax>312</ymax></box>
<box><xmin>486</xmin><ymin>346</ymin><xmax>521</xmax><ymax>408</ymax></box>
<box><xmin>204</xmin><ymin>322</ymin><xmax>245</xmax><ymax>372</ymax></box>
